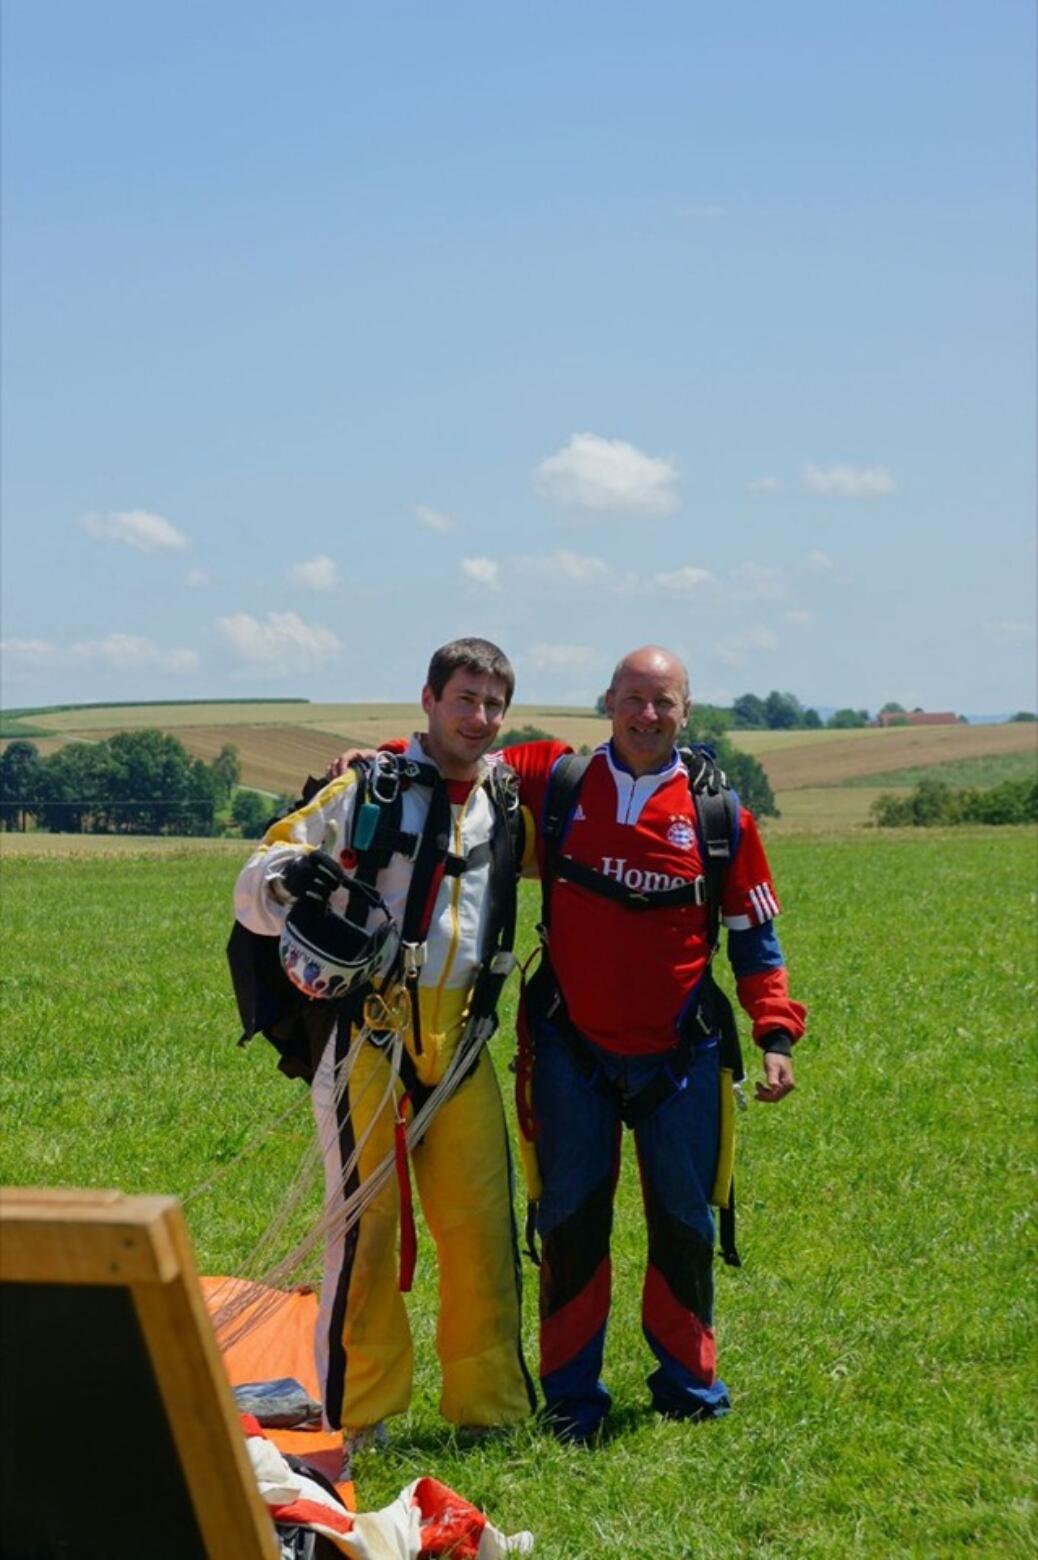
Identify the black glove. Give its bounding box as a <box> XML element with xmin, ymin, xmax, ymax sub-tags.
<box><xmin>761</xmin><ymin>1029</ymin><xmax>794</xmax><ymax>1057</ymax></box>
<box><xmin>280</xmin><ymin>849</ymin><xmax>347</xmax><ymax>905</ymax></box>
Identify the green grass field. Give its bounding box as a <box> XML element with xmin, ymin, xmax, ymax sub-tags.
<box><xmin>1</xmin><ymin>830</ymin><xmax>1036</xmax><ymax>1556</ymax></box>
<box><xmin>837</xmin><ymin>749</ymin><xmax>1038</xmax><ymax>790</ymax></box>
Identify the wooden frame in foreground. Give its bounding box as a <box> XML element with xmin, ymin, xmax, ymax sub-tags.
<box><xmin>0</xmin><ymin>1186</ymin><xmax>278</xmax><ymax>1559</ymax></box>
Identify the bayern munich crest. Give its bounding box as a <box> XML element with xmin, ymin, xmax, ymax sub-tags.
<box><xmin>666</xmin><ymin>817</ymin><xmax>696</xmax><ymax>850</ymax></box>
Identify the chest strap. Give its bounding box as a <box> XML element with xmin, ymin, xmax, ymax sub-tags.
<box><xmin>550</xmin><ymin>853</ymin><xmax>707</xmax><ymax>909</ymax></box>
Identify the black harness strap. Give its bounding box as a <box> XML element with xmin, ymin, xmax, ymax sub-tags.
<box><xmin>444</xmin><ymin>839</ymin><xmax>494</xmax><ymax>876</ymax></box>
<box><xmin>550</xmin><ymin>853</ymin><xmax>707</xmax><ymax>909</ymax></box>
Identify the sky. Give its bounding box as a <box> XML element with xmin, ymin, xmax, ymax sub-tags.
<box><xmin>2</xmin><ymin>0</ymin><xmax>1035</xmax><ymax>717</ymax></box>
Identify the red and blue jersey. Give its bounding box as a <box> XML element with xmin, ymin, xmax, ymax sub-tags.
<box><xmin>504</xmin><ymin>740</ymin><xmax>806</xmax><ymax>1056</ymax></box>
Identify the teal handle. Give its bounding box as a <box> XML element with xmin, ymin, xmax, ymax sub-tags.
<box><xmin>353</xmin><ymin>801</ymin><xmax>380</xmax><ymax>851</ymax></box>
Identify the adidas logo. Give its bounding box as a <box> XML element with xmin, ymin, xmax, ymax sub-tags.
<box><xmin>573</xmin><ymin>804</ymin><xmax>587</xmax><ymax>821</ymax></box>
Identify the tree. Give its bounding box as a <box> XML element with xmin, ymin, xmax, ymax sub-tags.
<box><xmin>37</xmin><ymin>742</ymin><xmax>114</xmax><ymax>832</ymax></box>
<box><xmin>1010</xmin><ymin>711</ymin><xmax>1037</xmax><ymax>723</ymax></box>
<box><xmin>763</xmin><ymin>691</ymin><xmax>802</xmax><ymax>730</ymax></box>
<box><xmin>678</xmin><ymin>718</ymin><xmax>777</xmax><ymax>817</ymax></box>
<box><xmin>106</xmin><ymin>728</ymin><xmax>197</xmax><ymax>832</ymax></box>
<box><xmin>828</xmin><ymin>708</ymin><xmax>870</xmax><ymax>729</ymax></box>
<box><xmin>232</xmin><ymin>788</ymin><xmax>273</xmax><ymax>838</ymax></box>
<box><xmin>499</xmin><ymin>724</ymin><xmax>555</xmax><ymax>747</ymax></box>
<box><xmin>880</xmin><ymin>701</ymin><xmax>905</xmax><ymax>714</ymax></box>
<box><xmin>210</xmin><ymin>743</ymin><xmax>242</xmax><ymax>803</ymax></box>
<box><xmin>802</xmin><ymin>708</ymin><xmax>822</xmax><ymax>729</ymax></box>
<box><xmin>34</xmin><ymin>728</ymin><xmax>219</xmax><ymax>835</ymax></box>
<box><xmin>731</xmin><ymin>693</ymin><xmax>767</xmax><ymax>729</ymax></box>
<box><xmin>0</xmin><ymin>740</ymin><xmax>44</xmax><ymax>828</ymax></box>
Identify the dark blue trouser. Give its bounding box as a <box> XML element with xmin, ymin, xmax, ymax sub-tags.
<box><xmin>532</xmin><ymin>1018</ymin><xmax>731</xmax><ymax>1439</ymax></box>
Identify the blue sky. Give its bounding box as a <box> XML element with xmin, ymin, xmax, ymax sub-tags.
<box><xmin>2</xmin><ymin>0</ymin><xmax>1035</xmax><ymax>715</ymax></box>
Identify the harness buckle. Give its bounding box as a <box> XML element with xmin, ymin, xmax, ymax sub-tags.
<box><xmin>734</xmin><ymin>1078</ymin><xmax>748</xmax><ymax>1112</ymax></box>
<box><xmin>401</xmin><ymin>941</ymin><xmax>426</xmax><ymax>981</ymax></box>
<box><xmin>693</xmin><ymin>876</ymin><xmax>707</xmax><ymax>906</ymax></box>
<box><xmin>489</xmin><ymin>951</ymin><xmax>517</xmax><ymax>976</ymax></box>
<box><xmin>371</xmin><ymin>751</ymin><xmax>401</xmax><ymax>806</ymax></box>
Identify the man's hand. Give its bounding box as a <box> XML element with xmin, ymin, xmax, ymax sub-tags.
<box><xmin>325</xmin><ymin>748</ymin><xmax>376</xmax><ymax>780</ymax></box>
<box><xmin>280</xmin><ymin>849</ymin><xmax>347</xmax><ymax>905</ymax></box>
<box><xmin>755</xmin><ymin>1050</ymin><xmax>796</xmax><ymax>1104</ymax></box>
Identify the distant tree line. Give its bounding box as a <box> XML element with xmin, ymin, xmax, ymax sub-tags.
<box><xmin>595</xmin><ymin>688</ymin><xmax>877</xmax><ymax>730</ymax></box>
<box><xmin>0</xmin><ymin>732</ymin><xmax>249</xmax><ymax>835</ymax></box>
<box><xmin>871</xmin><ymin>777</ymin><xmax>1038</xmax><ymax>828</ymax></box>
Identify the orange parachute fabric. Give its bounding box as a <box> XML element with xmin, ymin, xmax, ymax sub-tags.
<box><xmin>201</xmin><ymin>1276</ymin><xmax>353</xmax><ymax>1506</ymax></box>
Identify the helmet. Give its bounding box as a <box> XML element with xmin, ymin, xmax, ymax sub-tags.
<box><xmin>279</xmin><ymin>878</ymin><xmax>400</xmax><ymax>1001</ymax></box>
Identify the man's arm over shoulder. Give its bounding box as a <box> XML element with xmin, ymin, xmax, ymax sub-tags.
<box><xmin>493</xmin><ymin>740</ymin><xmax>572</xmax><ymax>876</ymax></box>
<box><xmin>233</xmin><ymin>772</ymin><xmax>359</xmax><ymax>937</ymax></box>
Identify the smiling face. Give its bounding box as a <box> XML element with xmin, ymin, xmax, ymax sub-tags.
<box><xmin>421</xmin><ymin>666</ymin><xmax>510</xmax><ymax>779</ymax></box>
<box><xmin>604</xmin><ymin>646</ymin><xmax>691</xmax><ymax>777</ymax></box>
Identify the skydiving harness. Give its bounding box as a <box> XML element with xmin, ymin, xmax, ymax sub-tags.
<box><xmin>228</xmin><ymin>751</ymin><xmax>525</xmax><ymax>1287</ymax></box>
<box><xmin>516</xmin><ymin>746</ymin><xmax>746</xmax><ymax>1268</ymax></box>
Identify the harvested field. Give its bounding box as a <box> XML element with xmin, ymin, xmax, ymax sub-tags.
<box><xmin>26</xmin><ymin>700</ymin><xmax>315</xmax><ymax>733</ymax></box>
<box><xmin>19</xmin><ymin>699</ymin><xmax>610</xmax><ymax>756</ymax></box>
<box><xmin>11</xmin><ymin>700</ymin><xmax>1035</xmax><ymax>799</ymax></box>
<box><xmin>170</xmin><ymin>724</ymin><xmax>368</xmax><ymax>795</ymax></box>
<box><xmin>738</xmin><ymin>722</ymin><xmax>1036</xmax><ymax>790</ymax></box>
<box><xmin>0</xmin><ymin>736</ymin><xmax>83</xmax><ymax>760</ymax></box>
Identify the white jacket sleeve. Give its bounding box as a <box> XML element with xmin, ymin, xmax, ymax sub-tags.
<box><xmin>233</xmin><ymin>773</ymin><xmax>359</xmax><ymax>938</ymax></box>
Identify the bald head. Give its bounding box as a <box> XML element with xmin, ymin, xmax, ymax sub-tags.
<box><xmin>603</xmin><ymin>645</ymin><xmax>692</xmax><ymax>776</ymax></box>
<box><xmin>608</xmin><ymin>645</ymin><xmax>690</xmax><ymax>702</ymax></box>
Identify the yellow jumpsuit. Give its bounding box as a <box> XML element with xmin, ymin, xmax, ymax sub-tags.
<box><xmin>234</xmin><ymin>740</ymin><xmax>535</xmax><ymax>1431</ymax></box>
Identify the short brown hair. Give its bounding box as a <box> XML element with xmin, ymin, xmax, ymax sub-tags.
<box><xmin>425</xmin><ymin>638</ymin><xmax>515</xmax><ymax>708</ymax></box>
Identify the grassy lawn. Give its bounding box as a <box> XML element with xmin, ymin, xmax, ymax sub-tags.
<box><xmin>1</xmin><ymin>830</ymin><xmax>1035</xmax><ymax>1556</ymax></box>
<box><xmin>837</xmin><ymin>749</ymin><xmax>1038</xmax><ymax>789</ymax></box>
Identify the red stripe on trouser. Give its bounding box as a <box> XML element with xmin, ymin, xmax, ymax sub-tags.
<box><xmin>642</xmin><ymin>1263</ymin><xmax>717</xmax><ymax>1383</ymax></box>
<box><xmin>540</xmin><ymin>1257</ymin><xmax>610</xmax><ymax>1378</ymax></box>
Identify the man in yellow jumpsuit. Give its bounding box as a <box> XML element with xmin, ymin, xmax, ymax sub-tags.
<box><xmin>234</xmin><ymin>638</ymin><xmax>536</xmax><ymax>1455</ymax></box>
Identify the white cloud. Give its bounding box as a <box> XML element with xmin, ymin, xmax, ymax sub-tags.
<box><xmin>415</xmin><ymin>505</ymin><xmax>457</xmax><ymax>533</ymax></box>
<box><xmin>185</xmin><ymin>567</ymin><xmax>210</xmax><ymax>588</ymax></box>
<box><xmin>801</xmin><ymin>549</ymin><xmax>835</xmax><ymax>573</ymax></box>
<box><xmin>533</xmin><ymin>432</ymin><xmax>680</xmax><ymax>517</ymax></box>
<box><xmin>523</xmin><ymin>643</ymin><xmax>601</xmax><ymax>673</ymax></box>
<box><xmin>72</xmin><ymin>633</ymin><xmax>199</xmax><ymax>672</ymax></box>
<box><xmin>654</xmin><ymin>566</ymin><xmax>716</xmax><ymax>593</ymax></box>
<box><xmin>290</xmin><ymin>554</ymin><xmax>339</xmax><ymax>593</ymax></box>
<box><xmin>801</xmin><ymin>463</ymin><xmax>896</xmax><ymax>497</ymax></box>
<box><xmin>747</xmin><ymin>476</ymin><xmax>783</xmax><ymax>494</ymax></box>
<box><xmin>79</xmin><ymin>508</ymin><xmax>189</xmax><ymax>552</ymax></box>
<box><xmin>515</xmin><ymin>549</ymin><xmax>635</xmax><ymax>591</ymax></box>
<box><xmin>784</xmin><ymin>609</ymin><xmax>814</xmax><ymax>626</ymax></box>
<box><xmin>715</xmin><ymin>626</ymin><xmax>779</xmax><ymax>665</ymax></box>
<box><xmin>1</xmin><ymin>634</ymin><xmax>198</xmax><ymax>673</ymax></box>
<box><xmin>219</xmin><ymin>611</ymin><xmax>340</xmax><ymax>670</ymax></box>
<box><xmin>0</xmin><ymin>637</ymin><xmax>58</xmax><ymax>666</ymax></box>
<box><xmin>730</xmin><ymin>562</ymin><xmax>786</xmax><ymax>600</ymax></box>
<box><xmin>459</xmin><ymin>556</ymin><xmax>501</xmax><ymax>591</ymax></box>
<box><xmin>986</xmin><ymin>619</ymin><xmax>1034</xmax><ymax>639</ymax></box>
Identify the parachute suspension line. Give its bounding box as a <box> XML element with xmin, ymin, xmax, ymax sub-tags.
<box><xmin>182</xmin><ymin>1089</ymin><xmax>311</xmax><ymax>1208</ymax></box>
<box><xmin>210</xmin><ymin>1017</ymin><xmax>404</xmax><ymax>1350</ymax></box>
<box><xmin>210</xmin><ymin>1001</ymin><xmax>496</xmax><ymax>1353</ymax></box>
